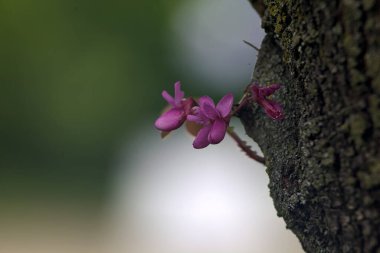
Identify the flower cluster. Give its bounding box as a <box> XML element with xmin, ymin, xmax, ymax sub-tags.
<box><xmin>154</xmin><ymin>81</ymin><xmax>284</xmax><ymax>157</ymax></box>
<box><xmin>187</xmin><ymin>94</ymin><xmax>233</xmax><ymax>149</ymax></box>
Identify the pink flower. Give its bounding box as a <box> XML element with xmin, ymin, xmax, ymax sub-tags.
<box><xmin>251</xmin><ymin>84</ymin><xmax>284</xmax><ymax>120</ymax></box>
<box><xmin>154</xmin><ymin>81</ymin><xmax>194</xmax><ymax>131</ymax></box>
<box><xmin>187</xmin><ymin>93</ymin><xmax>233</xmax><ymax>149</ymax></box>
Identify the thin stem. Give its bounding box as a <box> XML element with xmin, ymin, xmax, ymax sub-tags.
<box><xmin>243</xmin><ymin>40</ymin><xmax>260</xmax><ymax>52</ymax></box>
<box><xmin>231</xmin><ymin>93</ymin><xmax>249</xmax><ymax>116</ymax></box>
<box><xmin>230</xmin><ymin>83</ymin><xmax>254</xmax><ymax>117</ymax></box>
<box><xmin>227</xmin><ymin>128</ymin><xmax>265</xmax><ymax>165</ymax></box>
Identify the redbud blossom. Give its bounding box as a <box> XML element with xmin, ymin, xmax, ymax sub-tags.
<box><xmin>187</xmin><ymin>93</ymin><xmax>234</xmax><ymax>149</ymax></box>
<box><xmin>251</xmin><ymin>84</ymin><xmax>284</xmax><ymax>120</ymax></box>
<box><xmin>154</xmin><ymin>82</ymin><xmax>194</xmax><ymax>131</ymax></box>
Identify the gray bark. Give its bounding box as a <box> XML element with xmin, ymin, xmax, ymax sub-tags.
<box><xmin>242</xmin><ymin>1</ymin><xmax>380</xmax><ymax>252</ymax></box>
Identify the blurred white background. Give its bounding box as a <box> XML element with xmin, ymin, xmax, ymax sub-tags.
<box><xmin>169</xmin><ymin>0</ymin><xmax>265</xmax><ymax>90</ymax></box>
<box><xmin>107</xmin><ymin>0</ymin><xmax>302</xmax><ymax>252</ymax></box>
<box><xmin>107</xmin><ymin>124</ymin><xmax>302</xmax><ymax>253</ymax></box>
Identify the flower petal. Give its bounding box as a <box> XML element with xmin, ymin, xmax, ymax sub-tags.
<box><xmin>182</xmin><ymin>97</ymin><xmax>195</xmax><ymax>115</ymax></box>
<box><xmin>260</xmin><ymin>84</ymin><xmax>281</xmax><ymax>97</ymax></box>
<box><xmin>186</xmin><ymin>106</ymin><xmax>204</xmax><ymax>124</ymax></box>
<box><xmin>198</xmin><ymin>96</ymin><xmax>215</xmax><ymax>108</ymax></box>
<box><xmin>154</xmin><ymin>108</ymin><xmax>185</xmax><ymax>131</ymax></box>
<box><xmin>193</xmin><ymin>125</ymin><xmax>211</xmax><ymax>149</ymax></box>
<box><xmin>187</xmin><ymin>114</ymin><xmax>204</xmax><ymax>124</ymax></box>
<box><xmin>199</xmin><ymin>96</ymin><xmax>218</xmax><ymax>120</ymax></box>
<box><xmin>251</xmin><ymin>85</ymin><xmax>261</xmax><ymax>101</ymax></box>
<box><xmin>216</xmin><ymin>93</ymin><xmax>234</xmax><ymax>118</ymax></box>
<box><xmin>174</xmin><ymin>81</ymin><xmax>184</xmax><ymax>106</ymax></box>
<box><xmin>208</xmin><ymin>118</ymin><xmax>227</xmax><ymax>144</ymax></box>
<box><xmin>202</xmin><ymin>102</ymin><xmax>219</xmax><ymax>120</ymax></box>
<box><xmin>262</xmin><ymin>99</ymin><xmax>284</xmax><ymax>120</ymax></box>
<box><xmin>162</xmin><ymin>90</ymin><xmax>175</xmax><ymax>107</ymax></box>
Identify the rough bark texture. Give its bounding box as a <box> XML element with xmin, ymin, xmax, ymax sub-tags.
<box><xmin>242</xmin><ymin>1</ymin><xmax>380</xmax><ymax>252</ymax></box>
<box><xmin>248</xmin><ymin>0</ymin><xmax>266</xmax><ymax>17</ymax></box>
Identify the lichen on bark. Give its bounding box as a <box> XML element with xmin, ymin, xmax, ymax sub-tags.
<box><xmin>242</xmin><ymin>0</ymin><xmax>380</xmax><ymax>252</ymax></box>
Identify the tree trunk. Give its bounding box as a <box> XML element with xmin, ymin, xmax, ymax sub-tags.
<box><xmin>242</xmin><ymin>1</ymin><xmax>380</xmax><ymax>252</ymax></box>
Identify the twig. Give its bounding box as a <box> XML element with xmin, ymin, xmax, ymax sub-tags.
<box><xmin>231</xmin><ymin>93</ymin><xmax>249</xmax><ymax>116</ymax></box>
<box><xmin>243</xmin><ymin>40</ymin><xmax>260</xmax><ymax>52</ymax></box>
<box><xmin>227</xmin><ymin>128</ymin><xmax>265</xmax><ymax>164</ymax></box>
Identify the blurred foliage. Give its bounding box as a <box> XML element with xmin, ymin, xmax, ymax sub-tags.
<box><xmin>0</xmin><ymin>0</ymin><xmax>186</xmax><ymax>207</ymax></box>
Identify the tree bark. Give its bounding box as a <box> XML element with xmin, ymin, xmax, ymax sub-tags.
<box><xmin>242</xmin><ymin>1</ymin><xmax>380</xmax><ymax>252</ymax></box>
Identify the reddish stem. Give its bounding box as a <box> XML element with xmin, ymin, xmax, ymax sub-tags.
<box><xmin>227</xmin><ymin>128</ymin><xmax>265</xmax><ymax>165</ymax></box>
<box><xmin>231</xmin><ymin>95</ymin><xmax>250</xmax><ymax>117</ymax></box>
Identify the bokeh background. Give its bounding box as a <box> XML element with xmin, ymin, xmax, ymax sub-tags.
<box><xmin>0</xmin><ymin>0</ymin><xmax>302</xmax><ymax>252</ymax></box>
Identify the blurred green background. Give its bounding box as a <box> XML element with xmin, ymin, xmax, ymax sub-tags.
<box><xmin>0</xmin><ymin>0</ymin><xmax>262</xmax><ymax>210</ymax></box>
<box><xmin>0</xmin><ymin>0</ymin><xmax>187</xmax><ymax>210</ymax></box>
